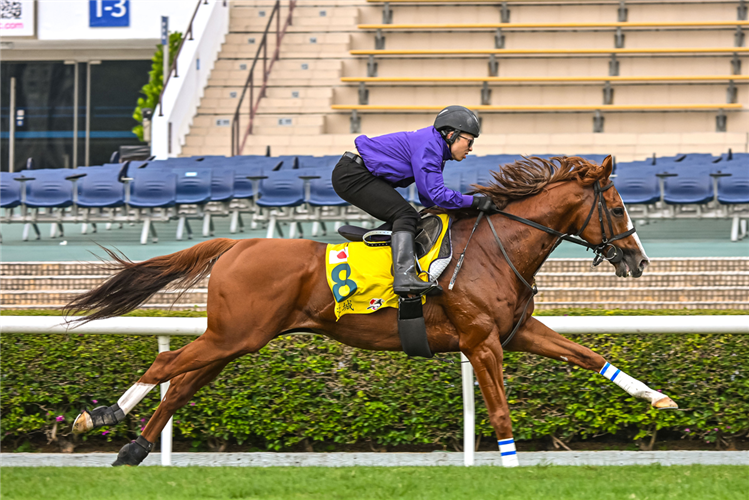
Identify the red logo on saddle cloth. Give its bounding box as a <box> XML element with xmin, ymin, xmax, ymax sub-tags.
<box><xmin>367</xmin><ymin>298</ymin><xmax>383</xmax><ymax>311</ymax></box>
<box><xmin>328</xmin><ymin>247</ymin><xmax>349</xmax><ymax>264</ymax></box>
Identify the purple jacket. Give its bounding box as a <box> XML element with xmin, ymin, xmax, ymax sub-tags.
<box><xmin>354</xmin><ymin>126</ymin><xmax>473</xmax><ymax>209</ymax></box>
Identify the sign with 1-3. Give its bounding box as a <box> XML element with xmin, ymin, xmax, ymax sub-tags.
<box><xmin>89</xmin><ymin>0</ymin><xmax>129</xmax><ymax>27</ymax></box>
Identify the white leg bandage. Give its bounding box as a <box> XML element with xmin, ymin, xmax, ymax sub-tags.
<box><xmin>600</xmin><ymin>362</ymin><xmax>662</xmax><ymax>405</ymax></box>
<box><xmin>498</xmin><ymin>438</ymin><xmax>519</xmax><ymax>467</ymax></box>
<box><xmin>117</xmin><ymin>383</ymin><xmax>156</xmax><ymax>415</ymax></box>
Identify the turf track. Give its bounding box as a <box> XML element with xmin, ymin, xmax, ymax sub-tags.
<box><xmin>2</xmin><ymin>465</ymin><xmax>747</xmax><ymax>499</ymax></box>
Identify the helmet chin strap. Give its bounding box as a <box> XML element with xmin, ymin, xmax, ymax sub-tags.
<box><xmin>442</xmin><ymin>129</ymin><xmax>460</xmax><ymax>146</ymax></box>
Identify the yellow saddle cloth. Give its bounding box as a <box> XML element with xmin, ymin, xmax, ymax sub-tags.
<box><xmin>325</xmin><ymin>214</ymin><xmax>452</xmax><ymax>320</ymax></box>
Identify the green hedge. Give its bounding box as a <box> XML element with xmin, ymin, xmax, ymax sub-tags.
<box><xmin>2</xmin><ymin>309</ymin><xmax>747</xmax><ymax>451</ymax></box>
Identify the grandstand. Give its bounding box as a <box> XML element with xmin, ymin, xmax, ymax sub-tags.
<box><xmin>182</xmin><ymin>0</ymin><xmax>749</xmax><ymax>159</ymax></box>
<box><xmin>1</xmin><ymin>0</ymin><xmax>747</xmax><ymax>312</ymax></box>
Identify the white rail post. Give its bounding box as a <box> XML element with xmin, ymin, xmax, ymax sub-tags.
<box><xmin>157</xmin><ymin>335</ymin><xmax>173</xmax><ymax>466</ymax></box>
<box><xmin>461</xmin><ymin>352</ymin><xmax>475</xmax><ymax>466</ymax></box>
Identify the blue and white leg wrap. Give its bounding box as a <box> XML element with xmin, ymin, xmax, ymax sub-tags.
<box><xmin>600</xmin><ymin>362</ymin><xmax>662</xmax><ymax>405</ymax></box>
<box><xmin>498</xmin><ymin>438</ymin><xmax>519</xmax><ymax>467</ymax></box>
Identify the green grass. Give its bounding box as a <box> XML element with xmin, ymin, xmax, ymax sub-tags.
<box><xmin>1</xmin><ymin>465</ymin><xmax>747</xmax><ymax>500</ymax></box>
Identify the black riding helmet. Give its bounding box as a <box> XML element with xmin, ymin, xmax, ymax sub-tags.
<box><xmin>434</xmin><ymin>105</ymin><xmax>480</xmax><ymax>145</ymax></box>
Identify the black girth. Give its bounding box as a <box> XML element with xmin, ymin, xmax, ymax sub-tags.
<box><xmin>449</xmin><ymin>179</ymin><xmax>637</xmax><ymax>348</ymax></box>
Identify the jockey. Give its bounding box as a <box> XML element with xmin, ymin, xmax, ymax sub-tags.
<box><xmin>332</xmin><ymin>105</ymin><xmax>493</xmax><ymax>296</ymax></box>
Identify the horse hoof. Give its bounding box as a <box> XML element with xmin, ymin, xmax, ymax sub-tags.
<box><xmin>72</xmin><ymin>410</ymin><xmax>93</xmax><ymax>434</ymax></box>
<box><xmin>653</xmin><ymin>396</ymin><xmax>678</xmax><ymax>409</ymax></box>
<box><xmin>112</xmin><ymin>436</ymin><xmax>153</xmax><ymax>467</ymax></box>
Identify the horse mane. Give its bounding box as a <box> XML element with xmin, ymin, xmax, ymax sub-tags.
<box><xmin>469</xmin><ymin>156</ymin><xmax>607</xmax><ymax>210</ymax></box>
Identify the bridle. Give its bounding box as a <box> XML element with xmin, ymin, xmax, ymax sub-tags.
<box><xmin>495</xmin><ymin>179</ymin><xmax>636</xmax><ymax>267</ymax></box>
<box><xmin>448</xmin><ymin>179</ymin><xmax>637</xmax><ymax>348</ymax></box>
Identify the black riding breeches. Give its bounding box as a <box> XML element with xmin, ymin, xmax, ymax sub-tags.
<box><xmin>331</xmin><ymin>154</ymin><xmax>420</xmax><ymax>235</ymax></box>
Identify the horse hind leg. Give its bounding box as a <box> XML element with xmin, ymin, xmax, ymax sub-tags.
<box><xmin>507</xmin><ymin>317</ymin><xmax>678</xmax><ymax>409</ymax></box>
<box><xmin>112</xmin><ymin>359</ymin><xmax>229</xmax><ymax>467</ymax></box>
<box><xmin>74</xmin><ymin>330</ymin><xmax>245</xmax><ymax>435</ymax></box>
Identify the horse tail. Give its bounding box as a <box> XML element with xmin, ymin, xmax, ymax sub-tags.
<box><xmin>64</xmin><ymin>238</ymin><xmax>239</xmax><ymax>323</ymax></box>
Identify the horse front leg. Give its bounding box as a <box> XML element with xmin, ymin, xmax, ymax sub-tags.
<box><xmin>462</xmin><ymin>332</ymin><xmax>519</xmax><ymax>467</ymax></box>
<box><xmin>506</xmin><ymin>316</ymin><xmax>678</xmax><ymax>409</ymax></box>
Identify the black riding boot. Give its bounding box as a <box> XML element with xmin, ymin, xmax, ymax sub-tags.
<box><xmin>391</xmin><ymin>231</ymin><xmax>440</xmax><ymax>296</ymax></box>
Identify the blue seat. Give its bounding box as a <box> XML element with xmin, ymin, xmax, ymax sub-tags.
<box><xmin>128</xmin><ymin>169</ymin><xmax>177</xmax><ymax>208</ymax></box>
<box><xmin>256</xmin><ymin>170</ymin><xmax>305</xmax><ymax>207</ymax></box>
<box><xmin>298</xmin><ymin>155</ymin><xmax>339</xmax><ymax>170</ymax></box>
<box><xmin>573</xmin><ymin>154</ymin><xmax>608</xmax><ymax>165</ymax></box>
<box><xmin>677</xmin><ymin>153</ymin><xmax>717</xmax><ymax>166</ymax></box>
<box><xmin>662</xmin><ymin>165</ymin><xmax>715</xmax><ymax>205</ymax></box>
<box><xmin>442</xmin><ymin>169</ymin><xmax>463</xmax><ymax>192</ymax></box>
<box><xmin>612</xmin><ymin>161</ymin><xmax>661</xmax><ymax>205</ymax></box>
<box><xmin>395</xmin><ymin>186</ymin><xmax>413</xmax><ymax>203</ymax></box>
<box><xmin>0</xmin><ymin>172</ymin><xmax>22</xmax><ymax>209</ymax></box>
<box><xmin>459</xmin><ymin>168</ymin><xmax>479</xmax><ymax>193</ymax></box>
<box><xmin>716</xmin><ymin>164</ymin><xmax>749</xmax><ymax>204</ymax></box>
<box><xmin>170</xmin><ymin>167</ymin><xmax>213</xmax><ymax>205</ymax></box>
<box><xmin>307</xmin><ymin>173</ymin><xmax>347</xmax><ymax>207</ymax></box>
<box><xmin>15</xmin><ymin>169</ymin><xmax>77</xmax><ymax>208</ymax></box>
<box><xmin>75</xmin><ymin>165</ymin><xmax>126</xmax><ymax>208</ymax></box>
<box><xmin>271</xmin><ymin>155</ymin><xmax>299</xmax><ymax>170</ymax></box>
<box><xmin>209</xmin><ymin>168</ymin><xmax>235</xmax><ymax>202</ymax></box>
<box><xmin>229</xmin><ymin>157</ymin><xmax>284</xmax><ymax>199</ymax></box>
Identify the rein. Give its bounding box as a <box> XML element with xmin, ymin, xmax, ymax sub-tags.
<box><xmin>449</xmin><ymin>179</ymin><xmax>637</xmax><ymax>348</ymax></box>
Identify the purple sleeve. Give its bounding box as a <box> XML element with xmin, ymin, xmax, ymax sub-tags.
<box><xmin>412</xmin><ymin>147</ymin><xmax>473</xmax><ymax>209</ymax></box>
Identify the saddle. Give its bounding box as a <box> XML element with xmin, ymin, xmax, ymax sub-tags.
<box><xmin>332</xmin><ymin>214</ymin><xmax>452</xmax><ymax>359</ymax></box>
<box><xmin>338</xmin><ymin>213</ymin><xmax>447</xmax><ymax>260</ymax></box>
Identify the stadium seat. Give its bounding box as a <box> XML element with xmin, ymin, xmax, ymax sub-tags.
<box><xmin>256</xmin><ymin>170</ymin><xmax>306</xmax><ymax>208</ymax></box>
<box><xmin>307</xmin><ymin>174</ymin><xmax>347</xmax><ymax>207</ymax></box>
<box><xmin>298</xmin><ymin>155</ymin><xmax>340</xmax><ymax>170</ymax></box>
<box><xmin>126</xmin><ymin>169</ymin><xmax>178</xmax><ymax>245</ymax></box>
<box><xmin>612</xmin><ymin>161</ymin><xmax>661</xmax><ymax>205</ymax></box>
<box><xmin>0</xmin><ymin>172</ymin><xmax>22</xmax><ymax>209</ymax></box>
<box><xmin>716</xmin><ymin>164</ymin><xmax>749</xmax><ymax>205</ymax></box>
<box><xmin>128</xmin><ymin>169</ymin><xmax>177</xmax><ymax>208</ymax></box>
<box><xmin>168</xmin><ymin>167</ymin><xmax>213</xmax><ymax>205</ymax></box>
<box><xmin>662</xmin><ymin>165</ymin><xmax>716</xmax><ymax>205</ymax></box>
<box><xmin>0</xmin><ymin>172</ymin><xmax>23</xmax><ymax>243</ymax></box>
<box><xmin>15</xmin><ymin>169</ymin><xmax>79</xmax><ymax>208</ymax></box>
<box><xmin>209</xmin><ymin>168</ymin><xmax>236</xmax><ymax>202</ymax></box>
<box><xmin>75</xmin><ymin>165</ymin><xmax>126</xmax><ymax>208</ymax></box>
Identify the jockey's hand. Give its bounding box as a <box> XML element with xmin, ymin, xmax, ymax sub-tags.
<box><xmin>472</xmin><ymin>195</ymin><xmax>499</xmax><ymax>213</ymax></box>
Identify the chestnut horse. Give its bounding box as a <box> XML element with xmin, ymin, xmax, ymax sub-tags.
<box><xmin>68</xmin><ymin>155</ymin><xmax>677</xmax><ymax>467</ymax></box>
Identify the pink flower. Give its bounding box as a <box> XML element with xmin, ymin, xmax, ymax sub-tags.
<box><xmin>714</xmin><ymin>428</ymin><xmax>719</xmax><ymax>431</ymax></box>
<box><xmin>140</xmin><ymin>418</ymin><xmax>146</xmax><ymax>422</ymax></box>
<box><xmin>92</xmin><ymin>400</ymin><xmax>98</xmax><ymax>404</ymax></box>
<box><xmin>140</xmin><ymin>427</ymin><xmax>145</xmax><ymax>431</ymax></box>
<box><xmin>684</xmin><ymin>428</ymin><xmax>690</xmax><ymax>432</ymax></box>
<box><xmin>175</xmin><ymin>420</ymin><xmax>180</xmax><ymax>424</ymax></box>
<box><xmin>102</xmin><ymin>430</ymin><xmax>110</xmax><ymax>436</ymax></box>
<box><xmin>56</xmin><ymin>416</ymin><xmax>64</xmax><ymax>422</ymax></box>
<box><xmin>190</xmin><ymin>402</ymin><xmax>196</xmax><ymax>406</ymax></box>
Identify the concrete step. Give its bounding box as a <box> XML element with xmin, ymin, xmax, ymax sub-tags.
<box><xmin>5</xmin><ymin>258</ymin><xmax>745</xmax><ymax>276</ymax></box>
<box><xmin>0</xmin><ymin>290</ymin><xmax>208</xmax><ymax>308</ymax></box>
<box><xmin>3</xmin><ymin>271</ymin><xmax>745</xmax><ymax>292</ymax></box>
<box><xmin>356</xmin><ymin>2</ymin><xmax>735</xmax><ymax>25</ymax></box>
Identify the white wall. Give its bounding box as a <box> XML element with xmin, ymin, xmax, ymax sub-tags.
<box><xmin>38</xmin><ymin>0</ymin><xmax>194</xmax><ymax>41</ymax></box>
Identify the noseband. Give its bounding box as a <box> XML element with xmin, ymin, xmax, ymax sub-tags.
<box><xmin>448</xmin><ymin>179</ymin><xmax>637</xmax><ymax>348</ymax></box>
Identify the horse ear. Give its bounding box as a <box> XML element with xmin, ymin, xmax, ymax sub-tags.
<box><xmin>601</xmin><ymin>155</ymin><xmax>613</xmax><ymax>181</ymax></box>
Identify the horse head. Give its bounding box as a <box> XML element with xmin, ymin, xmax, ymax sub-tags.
<box><xmin>573</xmin><ymin>155</ymin><xmax>650</xmax><ymax>278</ymax></box>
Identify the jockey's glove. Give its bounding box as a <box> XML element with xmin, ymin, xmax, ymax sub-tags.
<box><xmin>472</xmin><ymin>195</ymin><xmax>499</xmax><ymax>213</ymax></box>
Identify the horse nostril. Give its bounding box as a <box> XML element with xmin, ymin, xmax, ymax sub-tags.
<box><xmin>639</xmin><ymin>259</ymin><xmax>650</xmax><ymax>271</ymax></box>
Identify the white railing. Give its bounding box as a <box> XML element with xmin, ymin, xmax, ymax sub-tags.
<box><xmin>1</xmin><ymin>315</ymin><xmax>747</xmax><ymax>466</ymax></box>
<box><xmin>152</xmin><ymin>0</ymin><xmax>230</xmax><ymax>159</ymax></box>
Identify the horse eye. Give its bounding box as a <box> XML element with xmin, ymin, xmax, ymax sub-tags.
<box><xmin>612</xmin><ymin>207</ymin><xmax>624</xmax><ymax>217</ymax></box>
